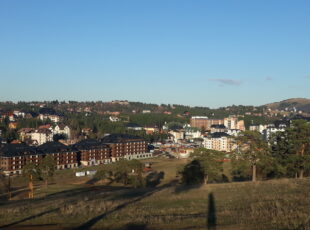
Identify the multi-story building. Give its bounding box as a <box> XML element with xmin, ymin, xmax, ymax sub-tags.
<box><xmin>0</xmin><ymin>143</ymin><xmax>38</xmax><ymax>175</ymax></box>
<box><xmin>1</xmin><ymin>134</ymin><xmax>151</xmax><ymax>175</ymax></box>
<box><xmin>30</xmin><ymin>128</ymin><xmax>53</xmax><ymax>145</ymax></box>
<box><xmin>101</xmin><ymin>134</ymin><xmax>150</xmax><ymax>161</ymax></box>
<box><xmin>263</xmin><ymin>124</ymin><xmax>287</xmax><ymax>141</ymax></box>
<box><xmin>190</xmin><ymin>116</ymin><xmax>224</xmax><ymax>130</ymax></box>
<box><xmin>191</xmin><ymin>116</ymin><xmax>245</xmax><ymax>131</ymax></box>
<box><xmin>37</xmin><ymin>142</ymin><xmax>78</xmax><ymax>169</ymax></box>
<box><xmin>75</xmin><ymin>139</ymin><xmax>111</xmax><ymax>166</ymax></box>
<box><xmin>203</xmin><ymin>132</ymin><xmax>236</xmax><ymax>152</ymax></box>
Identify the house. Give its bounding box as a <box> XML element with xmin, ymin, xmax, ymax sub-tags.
<box><xmin>249</xmin><ymin>124</ymin><xmax>267</xmax><ymax>133</ymax></box>
<box><xmin>53</xmin><ymin>124</ymin><xmax>71</xmax><ymax>139</ymax></box>
<box><xmin>144</xmin><ymin>126</ymin><xmax>159</xmax><ymax>134</ymax></box>
<box><xmin>13</xmin><ymin>110</ymin><xmax>25</xmax><ymax>118</ymax></box>
<box><xmin>109</xmin><ymin>116</ymin><xmax>120</xmax><ymax>122</ymax></box>
<box><xmin>184</xmin><ymin>127</ymin><xmax>202</xmax><ymax>140</ymax></box>
<box><xmin>39</xmin><ymin>114</ymin><xmax>61</xmax><ymax>123</ymax></box>
<box><xmin>38</xmin><ymin>108</ymin><xmax>62</xmax><ymax>123</ymax></box>
<box><xmin>18</xmin><ymin>128</ymin><xmax>35</xmax><ymax>142</ymax></box>
<box><xmin>142</xmin><ymin>110</ymin><xmax>151</xmax><ymax>114</ymax></box>
<box><xmin>81</xmin><ymin>128</ymin><xmax>92</xmax><ymax>136</ymax></box>
<box><xmin>227</xmin><ymin>129</ymin><xmax>241</xmax><ymax>137</ymax></box>
<box><xmin>169</xmin><ymin>130</ymin><xmax>185</xmax><ymax>143</ymax></box>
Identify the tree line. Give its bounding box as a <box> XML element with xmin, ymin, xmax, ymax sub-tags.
<box><xmin>179</xmin><ymin>120</ymin><xmax>310</xmax><ymax>185</ymax></box>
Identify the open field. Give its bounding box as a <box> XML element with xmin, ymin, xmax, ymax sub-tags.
<box><xmin>0</xmin><ymin>158</ymin><xmax>310</xmax><ymax>230</ymax></box>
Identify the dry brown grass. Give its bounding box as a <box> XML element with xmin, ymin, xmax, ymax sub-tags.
<box><xmin>0</xmin><ymin>158</ymin><xmax>309</xmax><ymax>230</ymax></box>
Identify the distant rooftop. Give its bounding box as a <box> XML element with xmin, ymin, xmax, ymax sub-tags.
<box><xmin>101</xmin><ymin>134</ymin><xmax>143</xmax><ymax>143</ymax></box>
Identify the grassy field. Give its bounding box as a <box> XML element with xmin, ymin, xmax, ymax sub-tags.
<box><xmin>0</xmin><ymin>158</ymin><xmax>309</xmax><ymax>230</ymax></box>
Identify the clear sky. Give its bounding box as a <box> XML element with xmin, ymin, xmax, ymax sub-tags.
<box><xmin>0</xmin><ymin>0</ymin><xmax>309</xmax><ymax>108</ymax></box>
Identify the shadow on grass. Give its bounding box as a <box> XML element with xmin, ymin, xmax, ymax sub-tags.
<box><xmin>74</xmin><ymin>181</ymin><xmax>177</xmax><ymax>230</ymax></box>
<box><xmin>0</xmin><ymin>185</ymin><xmax>131</xmax><ymax>229</ymax></box>
<box><xmin>0</xmin><ymin>208</ymin><xmax>59</xmax><ymax>229</ymax></box>
<box><xmin>121</xmin><ymin>223</ymin><xmax>148</xmax><ymax>230</ymax></box>
<box><xmin>174</xmin><ymin>183</ymin><xmax>202</xmax><ymax>194</ymax></box>
<box><xmin>207</xmin><ymin>192</ymin><xmax>217</xmax><ymax>230</ymax></box>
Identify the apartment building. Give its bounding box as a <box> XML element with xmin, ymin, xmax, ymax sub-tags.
<box><xmin>101</xmin><ymin>134</ymin><xmax>150</xmax><ymax>161</ymax></box>
<box><xmin>74</xmin><ymin>139</ymin><xmax>111</xmax><ymax>166</ymax></box>
<box><xmin>203</xmin><ymin>132</ymin><xmax>236</xmax><ymax>152</ymax></box>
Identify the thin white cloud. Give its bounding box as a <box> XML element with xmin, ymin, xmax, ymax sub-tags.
<box><xmin>209</xmin><ymin>78</ymin><xmax>242</xmax><ymax>86</ymax></box>
<box><xmin>265</xmin><ymin>76</ymin><xmax>272</xmax><ymax>81</ymax></box>
<box><xmin>305</xmin><ymin>76</ymin><xmax>310</xmax><ymax>79</ymax></box>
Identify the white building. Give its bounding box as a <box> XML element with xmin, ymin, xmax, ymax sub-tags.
<box><xmin>249</xmin><ymin>124</ymin><xmax>267</xmax><ymax>134</ymax></box>
<box><xmin>109</xmin><ymin>116</ymin><xmax>120</xmax><ymax>122</ymax></box>
<box><xmin>30</xmin><ymin>129</ymin><xmax>53</xmax><ymax>145</ymax></box>
<box><xmin>39</xmin><ymin>114</ymin><xmax>60</xmax><ymax>123</ymax></box>
<box><xmin>169</xmin><ymin>130</ymin><xmax>185</xmax><ymax>143</ymax></box>
<box><xmin>203</xmin><ymin>133</ymin><xmax>236</xmax><ymax>152</ymax></box>
<box><xmin>263</xmin><ymin>124</ymin><xmax>286</xmax><ymax>140</ymax></box>
<box><xmin>184</xmin><ymin>127</ymin><xmax>202</xmax><ymax>140</ymax></box>
<box><xmin>227</xmin><ymin>129</ymin><xmax>241</xmax><ymax>137</ymax></box>
<box><xmin>53</xmin><ymin>124</ymin><xmax>71</xmax><ymax>139</ymax></box>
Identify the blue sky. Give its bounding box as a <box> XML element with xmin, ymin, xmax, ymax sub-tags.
<box><xmin>0</xmin><ymin>0</ymin><xmax>309</xmax><ymax>108</ymax></box>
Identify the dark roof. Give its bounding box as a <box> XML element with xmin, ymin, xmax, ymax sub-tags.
<box><xmin>39</xmin><ymin>107</ymin><xmax>57</xmax><ymax>115</ymax></box>
<box><xmin>100</xmin><ymin>134</ymin><xmax>143</xmax><ymax>143</ymax></box>
<box><xmin>26</xmin><ymin>111</ymin><xmax>39</xmax><ymax>118</ymax></box>
<box><xmin>74</xmin><ymin>139</ymin><xmax>108</xmax><ymax>150</ymax></box>
<box><xmin>210</xmin><ymin>132</ymin><xmax>230</xmax><ymax>138</ymax></box>
<box><xmin>210</xmin><ymin>124</ymin><xmax>227</xmax><ymax>129</ymax></box>
<box><xmin>39</xmin><ymin>108</ymin><xmax>64</xmax><ymax>116</ymax></box>
<box><xmin>0</xmin><ymin>143</ymin><xmax>37</xmax><ymax>157</ymax></box>
<box><xmin>126</xmin><ymin>123</ymin><xmax>142</xmax><ymax>128</ymax></box>
<box><xmin>37</xmin><ymin>141</ymin><xmax>72</xmax><ymax>153</ymax></box>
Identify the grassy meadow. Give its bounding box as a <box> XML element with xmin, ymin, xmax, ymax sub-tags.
<box><xmin>0</xmin><ymin>158</ymin><xmax>309</xmax><ymax>230</ymax></box>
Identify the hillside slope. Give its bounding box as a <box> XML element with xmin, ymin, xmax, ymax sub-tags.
<box><xmin>264</xmin><ymin>98</ymin><xmax>310</xmax><ymax>113</ymax></box>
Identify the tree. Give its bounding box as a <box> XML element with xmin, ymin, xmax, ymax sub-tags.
<box><xmin>234</xmin><ymin>131</ymin><xmax>270</xmax><ymax>182</ymax></box>
<box><xmin>271</xmin><ymin>120</ymin><xmax>310</xmax><ymax>179</ymax></box>
<box><xmin>40</xmin><ymin>155</ymin><xmax>56</xmax><ymax>187</ymax></box>
<box><xmin>113</xmin><ymin>159</ymin><xmax>145</xmax><ymax>188</ymax></box>
<box><xmin>286</xmin><ymin>120</ymin><xmax>310</xmax><ymax>178</ymax></box>
<box><xmin>191</xmin><ymin>148</ymin><xmax>225</xmax><ymax>184</ymax></box>
<box><xmin>0</xmin><ymin>169</ymin><xmax>12</xmax><ymax>200</ymax></box>
<box><xmin>180</xmin><ymin>160</ymin><xmax>204</xmax><ymax>185</ymax></box>
<box><xmin>114</xmin><ymin>160</ymin><xmax>130</xmax><ymax>185</ymax></box>
<box><xmin>95</xmin><ymin>169</ymin><xmax>113</xmax><ymax>183</ymax></box>
<box><xmin>23</xmin><ymin>163</ymin><xmax>41</xmax><ymax>198</ymax></box>
<box><xmin>128</xmin><ymin>159</ymin><xmax>144</xmax><ymax>188</ymax></box>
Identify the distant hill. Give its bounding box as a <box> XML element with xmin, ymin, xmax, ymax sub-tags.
<box><xmin>264</xmin><ymin>98</ymin><xmax>310</xmax><ymax>113</ymax></box>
